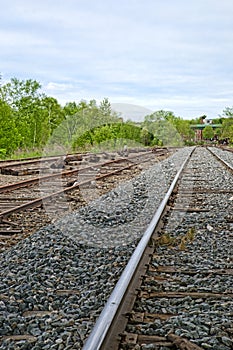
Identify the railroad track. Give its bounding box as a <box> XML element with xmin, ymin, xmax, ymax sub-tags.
<box><xmin>0</xmin><ymin>154</ymin><xmax>74</xmax><ymax>175</ymax></box>
<box><xmin>0</xmin><ymin>148</ymin><xmax>158</xmax><ymax>177</ymax></box>
<box><xmin>83</xmin><ymin>146</ymin><xmax>233</xmax><ymax>350</ymax></box>
<box><xmin>217</xmin><ymin>145</ymin><xmax>233</xmax><ymax>154</ymax></box>
<box><xmin>0</xmin><ymin>149</ymin><xmax>170</xmax><ymax>251</ymax></box>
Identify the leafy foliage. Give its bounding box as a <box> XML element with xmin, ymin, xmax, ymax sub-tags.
<box><xmin>143</xmin><ymin>110</ymin><xmax>187</xmax><ymax>146</ymax></box>
<box><xmin>49</xmin><ymin>99</ymin><xmax>121</xmax><ymax>152</ymax></box>
<box><xmin>202</xmin><ymin>125</ymin><xmax>214</xmax><ymax>139</ymax></box>
<box><xmin>221</xmin><ymin>117</ymin><xmax>233</xmax><ymax>143</ymax></box>
<box><xmin>1</xmin><ymin>74</ymin><xmax>233</xmax><ymax>159</ymax></box>
<box><xmin>0</xmin><ymin>99</ymin><xmax>21</xmax><ymax>155</ymax></box>
<box><xmin>0</xmin><ymin>78</ymin><xmax>65</xmax><ymax>153</ymax></box>
<box><xmin>72</xmin><ymin>122</ymin><xmax>155</xmax><ymax>151</ymax></box>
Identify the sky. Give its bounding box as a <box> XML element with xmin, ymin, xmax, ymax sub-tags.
<box><xmin>1</xmin><ymin>0</ymin><xmax>233</xmax><ymax>121</ymax></box>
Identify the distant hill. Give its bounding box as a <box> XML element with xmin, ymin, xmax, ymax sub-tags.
<box><xmin>111</xmin><ymin>103</ymin><xmax>153</xmax><ymax>122</ymax></box>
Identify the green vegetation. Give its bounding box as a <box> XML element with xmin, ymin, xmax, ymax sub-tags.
<box><xmin>142</xmin><ymin>110</ymin><xmax>195</xmax><ymax>146</ymax></box>
<box><xmin>0</xmin><ymin>75</ymin><xmax>233</xmax><ymax>159</ymax></box>
<box><xmin>72</xmin><ymin>123</ymin><xmax>155</xmax><ymax>151</ymax></box>
<box><xmin>220</xmin><ymin>108</ymin><xmax>233</xmax><ymax>143</ymax></box>
<box><xmin>202</xmin><ymin>125</ymin><xmax>214</xmax><ymax>140</ymax></box>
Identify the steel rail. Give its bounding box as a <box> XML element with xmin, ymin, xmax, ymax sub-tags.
<box><xmin>0</xmin><ymin>152</ymin><xmax>152</xmax><ymax>193</ymax></box>
<box><xmin>0</xmin><ymin>158</ymin><xmax>59</xmax><ymax>170</ymax></box>
<box><xmin>207</xmin><ymin>147</ymin><xmax>233</xmax><ymax>172</ymax></box>
<box><xmin>0</xmin><ymin>149</ymin><xmax>151</xmax><ymax>170</ymax></box>
<box><xmin>0</xmin><ymin>152</ymin><xmax>86</xmax><ymax>169</ymax></box>
<box><xmin>82</xmin><ymin>147</ymin><xmax>195</xmax><ymax>350</ymax></box>
<box><xmin>0</xmin><ymin>155</ymin><xmax>153</xmax><ymax>219</ymax></box>
<box><xmin>0</xmin><ymin>156</ymin><xmax>133</xmax><ymax>193</ymax></box>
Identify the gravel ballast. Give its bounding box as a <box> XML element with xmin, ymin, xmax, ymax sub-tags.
<box><xmin>0</xmin><ymin>147</ymin><xmax>192</xmax><ymax>350</ymax></box>
<box><xmin>125</xmin><ymin>147</ymin><xmax>233</xmax><ymax>350</ymax></box>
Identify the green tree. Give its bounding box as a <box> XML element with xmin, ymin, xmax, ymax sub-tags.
<box><xmin>222</xmin><ymin>107</ymin><xmax>233</xmax><ymax>118</ymax></box>
<box><xmin>99</xmin><ymin>97</ymin><xmax>113</xmax><ymax>118</ymax></box>
<box><xmin>49</xmin><ymin>99</ymin><xmax>120</xmax><ymax>151</ymax></box>
<box><xmin>72</xmin><ymin>122</ymin><xmax>154</xmax><ymax>150</ymax></box>
<box><xmin>173</xmin><ymin>118</ymin><xmax>195</xmax><ymax>142</ymax></box>
<box><xmin>0</xmin><ymin>78</ymin><xmax>42</xmax><ymax>108</ymax></box>
<box><xmin>0</xmin><ymin>100</ymin><xmax>21</xmax><ymax>155</ymax></box>
<box><xmin>41</xmin><ymin>96</ymin><xmax>64</xmax><ymax>133</ymax></box>
<box><xmin>63</xmin><ymin>101</ymin><xmax>79</xmax><ymax>116</ymax></box>
<box><xmin>143</xmin><ymin>110</ymin><xmax>183</xmax><ymax>146</ymax></box>
<box><xmin>0</xmin><ymin>78</ymin><xmax>44</xmax><ymax>148</ymax></box>
<box><xmin>221</xmin><ymin>117</ymin><xmax>233</xmax><ymax>143</ymax></box>
<box><xmin>202</xmin><ymin>125</ymin><xmax>214</xmax><ymax>140</ymax></box>
<box><xmin>0</xmin><ymin>78</ymin><xmax>64</xmax><ymax>151</ymax></box>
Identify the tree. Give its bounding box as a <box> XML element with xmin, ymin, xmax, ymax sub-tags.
<box><xmin>49</xmin><ymin>99</ymin><xmax>121</xmax><ymax>151</ymax></box>
<box><xmin>0</xmin><ymin>78</ymin><xmax>44</xmax><ymax>148</ymax></box>
<box><xmin>219</xmin><ymin>107</ymin><xmax>233</xmax><ymax>143</ymax></box>
<box><xmin>41</xmin><ymin>97</ymin><xmax>64</xmax><ymax>132</ymax></box>
<box><xmin>99</xmin><ymin>97</ymin><xmax>112</xmax><ymax>117</ymax></box>
<box><xmin>143</xmin><ymin>110</ymin><xmax>183</xmax><ymax>146</ymax></box>
<box><xmin>221</xmin><ymin>117</ymin><xmax>233</xmax><ymax>143</ymax></box>
<box><xmin>0</xmin><ymin>78</ymin><xmax>42</xmax><ymax>108</ymax></box>
<box><xmin>72</xmin><ymin>122</ymin><xmax>155</xmax><ymax>151</ymax></box>
<box><xmin>0</xmin><ymin>78</ymin><xmax>65</xmax><ymax>151</ymax></box>
<box><xmin>173</xmin><ymin>117</ymin><xmax>195</xmax><ymax>142</ymax></box>
<box><xmin>222</xmin><ymin>107</ymin><xmax>233</xmax><ymax>118</ymax></box>
<box><xmin>63</xmin><ymin>101</ymin><xmax>79</xmax><ymax>116</ymax></box>
<box><xmin>0</xmin><ymin>100</ymin><xmax>21</xmax><ymax>155</ymax></box>
<box><xmin>202</xmin><ymin>125</ymin><xmax>214</xmax><ymax>140</ymax></box>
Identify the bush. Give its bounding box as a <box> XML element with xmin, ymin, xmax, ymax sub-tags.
<box><xmin>0</xmin><ymin>149</ymin><xmax>7</xmax><ymax>158</ymax></box>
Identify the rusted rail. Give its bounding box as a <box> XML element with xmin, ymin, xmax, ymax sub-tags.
<box><xmin>82</xmin><ymin>148</ymin><xmax>194</xmax><ymax>350</ymax></box>
<box><xmin>0</xmin><ymin>151</ymin><xmax>158</xmax><ymax>222</ymax></box>
<box><xmin>83</xmin><ymin>146</ymin><xmax>233</xmax><ymax>350</ymax></box>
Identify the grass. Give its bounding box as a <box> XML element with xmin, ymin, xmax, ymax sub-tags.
<box><xmin>151</xmin><ymin>227</ymin><xmax>196</xmax><ymax>251</ymax></box>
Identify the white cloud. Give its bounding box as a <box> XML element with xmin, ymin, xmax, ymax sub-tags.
<box><xmin>46</xmin><ymin>82</ymin><xmax>74</xmax><ymax>91</ymax></box>
<box><xmin>1</xmin><ymin>0</ymin><xmax>233</xmax><ymax>119</ymax></box>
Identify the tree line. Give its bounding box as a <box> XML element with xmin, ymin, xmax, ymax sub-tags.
<box><xmin>0</xmin><ymin>77</ymin><xmax>123</xmax><ymax>156</ymax></box>
<box><xmin>0</xmin><ymin>76</ymin><xmax>233</xmax><ymax>158</ymax></box>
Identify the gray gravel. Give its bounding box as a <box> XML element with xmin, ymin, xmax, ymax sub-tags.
<box><xmin>209</xmin><ymin>146</ymin><xmax>233</xmax><ymax>168</ymax></box>
<box><xmin>0</xmin><ymin>148</ymin><xmax>192</xmax><ymax>350</ymax></box>
<box><xmin>54</xmin><ymin>148</ymin><xmax>192</xmax><ymax>248</ymax></box>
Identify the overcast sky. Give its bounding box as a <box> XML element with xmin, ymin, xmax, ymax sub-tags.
<box><xmin>1</xmin><ymin>0</ymin><xmax>233</xmax><ymax>120</ymax></box>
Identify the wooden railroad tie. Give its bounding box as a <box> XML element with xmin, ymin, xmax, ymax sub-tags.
<box><xmin>121</xmin><ymin>332</ymin><xmax>204</xmax><ymax>349</ymax></box>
